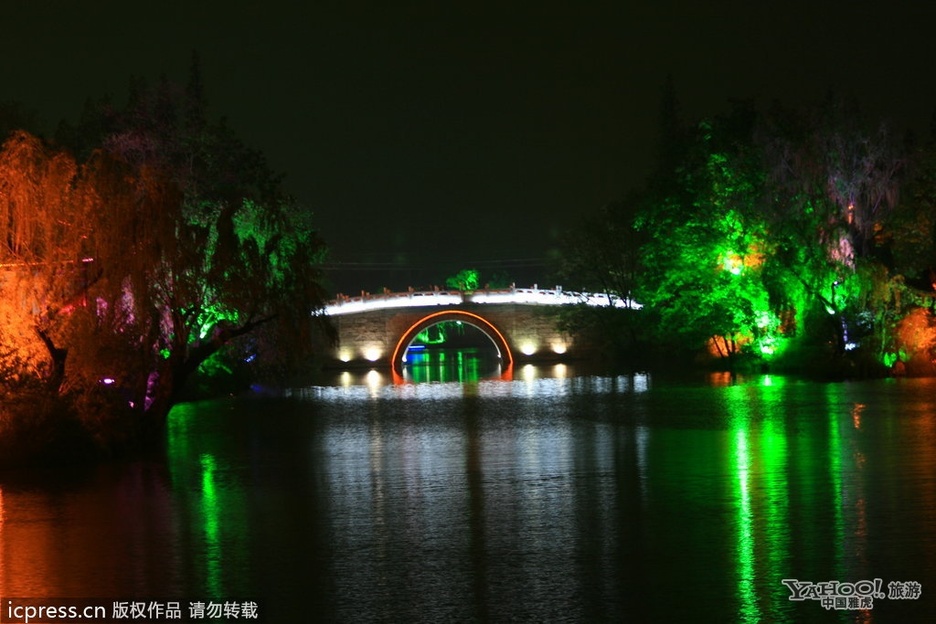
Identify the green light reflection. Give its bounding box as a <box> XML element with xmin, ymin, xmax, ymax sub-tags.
<box><xmin>758</xmin><ymin>381</ymin><xmax>789</xmax><ymax>619</ymax></box>
<box><xmin>167</xmin><ymin>403</ymin><xmax>248</xmax><ymax>599</ymax></box>
<box><xmin>404</xmin><ymin>347</ymin><xmax>495</xmax><ymax>383</ymax></box>
<box><xmin>727</xmin><ymin>388</ymin><xmax>759</xmax><ymax>622</ymax></box>
<box><xmin>725</xmin><ymin>379</ymin><xmax>790</xmax><ymax>622</ymax></box>
<box><xmin>200</xmin><ymin>453</ymin><xmax>223</xmax><ymax>597</ymax></box>
<box><xmin>824</xmin><ymin>384</ymin><xmax>846</xmax><ymax>580</ymax></box>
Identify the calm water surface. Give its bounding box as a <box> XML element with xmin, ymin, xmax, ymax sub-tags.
<box><xmin>1</xmin><ymin>365</ymin><xmax>935</xmax><ymax>622</ymax></box>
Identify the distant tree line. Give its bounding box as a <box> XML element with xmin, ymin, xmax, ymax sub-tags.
<box><xmin>0</xmin><ymin>54</ymin><xmax>329</xmax><ymax>459</ymax></box>
<box><xmin>556</xmin><ymin>89</ymin><xmax>936</xmax><ymax>376</ymax></box>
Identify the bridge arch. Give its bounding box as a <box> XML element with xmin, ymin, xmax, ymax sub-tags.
<box><xmin>390</xmin><ymin>310</ymin><xmax>514</xmax><ymax>379</ymax></box>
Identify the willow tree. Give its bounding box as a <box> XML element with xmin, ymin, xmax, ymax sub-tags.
<box><xmin>73</xmin><ymin>148</ymin><xmax>328</xmax><ymax>422</ymax></box>
<box><xmin>760</xmin><ymin>100</ymin><xmax>907</xmax><ymax>361</ymax></box>
<box><xmin>1</xmin><ymin>65</ymin><xmax>329</xmax><ymax>432</ymax></box>
<box><xmin>0</xmin><ymin>131</ymin><xmax>85</xmax><ymax>391</ymax></box>
<box><xmin>68</xmin><ymin>67</ymin><xmax>330</xmax><ymax>425</ymax></box>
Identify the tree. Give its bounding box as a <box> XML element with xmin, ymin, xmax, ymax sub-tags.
<box><xmin>550</xmin><ymin>92</ymin><xmax>936</xmax><ymax>374</ymax></box>
<box><xmin>552</xmin><ymin>195</ymin><xmax>647</xmax><ymax>355</ymax></box>
<box><xmin>759</xmin><ymin>99</ymin><xmax>908</xmax><ymax>361</ymax></box>
<box><xmin>445</xmin><ymin>268</ymin><xmax>480</xmax><ymax>291</ymax></box>
<box><xmin>0</xmin><ymin>63</ymin><xmax>329</xmax><ymax>439</ymax></box>
<box><xmin>635</xmin><ymin>103</ymin><xmax>783</xmax><ymax>361</ymax></box>
<box><xmin>77</xmin><ymin>71</ymin><xmax>329</xmax><ymax>422</ymax></box>
<box><xmin>885</xmin><ymin>139</ymin><xmax>936</xmax><ymax>286</ymax></box>
<box><xmin>0</xmin><ymin>131</ymin><xmax>84</xmax><ymax>391</ymax></box>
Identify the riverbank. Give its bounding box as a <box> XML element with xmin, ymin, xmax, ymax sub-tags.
<box><xmin>0</xmin><ymin>388</ymin><xmax>149</xmax><ymax>470</ymax></box>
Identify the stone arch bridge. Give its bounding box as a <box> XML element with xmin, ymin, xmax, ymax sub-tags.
<box><xmin>316</xmin><ymin>286</ymin><xmax>638</xmax><ymax>379</ymax></box>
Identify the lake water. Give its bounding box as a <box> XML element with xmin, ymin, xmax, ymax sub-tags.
<box><xmin>1</xmin><ymin>364</ymin><xmax>934</xmax><ymax>622</ymax></box>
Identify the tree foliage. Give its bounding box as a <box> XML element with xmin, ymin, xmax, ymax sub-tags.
<box><xmin>1</xmin><ymin>61</ymin><xmax>329</xmax><ymax>436</ymax></box>
<box><xmin>445</xmin><ymin>268</ymin><xmax>480</xmax><ymax>291</ymax></box>
<box><xmin>552</xmin><ymin>196</ymin><xmax>647</xmax><ymax>355</ymax></box>
<box><xmin>557</xmin><ymin>93</ymin><xmax>936</xmax><ymax>374</ymax></box>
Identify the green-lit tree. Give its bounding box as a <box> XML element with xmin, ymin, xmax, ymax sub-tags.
<box><xmin>635</xmin><ymin>102</ymin><xmax>783</xmax><ymax>362</ymax></box>
<box><xmin>445</xmin><ymin>268</ymin><xmax>480</xmax><ymax>291</ymax></box>
<box><xmin>548</xmin><ymin>93</ymin><xmax>934</xmax><ymax>374</ymax></box>
<box><xmin>74</xmin><ymin>61</ymin><xmax>329</xmax><ymax>423</ymax></box>
<box><xmin>759</xmin><ymin>99</ymin><xmax>909</xmax><ymax>363</ymax></box>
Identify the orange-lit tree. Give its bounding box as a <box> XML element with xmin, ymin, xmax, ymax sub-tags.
<box><xmin>1</xmin><ymin>64</ymin><xmax>329</xmax><ymax>439</ymax></box>
<box><xmin>0</xmin><ymin>131</ymin><xmax>85</xmax><ymax>391</ymax></box>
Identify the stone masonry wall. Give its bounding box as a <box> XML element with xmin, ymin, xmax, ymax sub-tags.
<box><xmin>323</xmin><ymin>303</ymin><xmax>575</xmax><ymax>368</ymax></box>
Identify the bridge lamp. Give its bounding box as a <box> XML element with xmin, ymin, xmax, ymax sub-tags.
<box><xmin>338</xmin><ymin>349</ymin><xmax>353</xmax><ymax>363</ymax></box>
<box><xmin>550</xmin><ymin>342</ymin><xmax>567</xmax><ymax>355</ymax></box>
<box><xmin>363</xmin><ymin>346</ymin><xmax>383</xmax><ymax>362</ymax></box>
<box><xmin>520</xmin><ymin>342</ymin><xmax>537</xmax><ymax>356</ymax></box>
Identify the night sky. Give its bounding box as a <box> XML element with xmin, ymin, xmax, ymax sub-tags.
<box><xmin>5</xmin><ymin>1</ymin><xmax>936</xmax><ymax>294</ymax></box>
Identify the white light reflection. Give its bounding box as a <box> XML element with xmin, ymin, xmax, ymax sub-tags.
<box><xmin>635</xmin><ymin>425</ymin><xmax>649</xmax><ymax>500</ymax></box>
<box><xmin>592</xmin><ymin>376</ymin><xmax>612</xmax><ymax>394</ymax></box>
<box><xmin>365</xmin><ymin>370</ymin><xmax>383</xmax><ymax>398</ymax></box>
<box><xmin>295</xmin><ymin>369</ymin><xmax>653</xmax><ymax>402</ymax></box>
<box><xmin>633</xmin><ymin>373</ymin><xmax>649</xmax><ymax>393</ymax></box>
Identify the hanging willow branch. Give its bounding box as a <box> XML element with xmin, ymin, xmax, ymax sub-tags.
<box><xmin>0</xmin><ymin>131</ymin><xmax>81</xmax><ymax>263</ymax></box>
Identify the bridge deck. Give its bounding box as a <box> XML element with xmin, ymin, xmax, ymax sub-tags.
<box><xmin>321</xmin><ymin>286</ymin><xmax>639</xmax><ymax>316</ymax></box>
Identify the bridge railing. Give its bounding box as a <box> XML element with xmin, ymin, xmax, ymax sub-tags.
<box><xmin>320</xmin><ymin>285</ymin><xmax>640</xmax><ymax>317</ymax></box>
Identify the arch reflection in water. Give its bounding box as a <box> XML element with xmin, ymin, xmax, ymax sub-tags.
<box><xmin>402</xmin><ymin>347</ymin><xmax>503</xmax><ymax>383</ymax></box>
<box><xmin>398</xmin><ymin>318</ymin><xmax>508</xmax><ymax>383</ymax></box>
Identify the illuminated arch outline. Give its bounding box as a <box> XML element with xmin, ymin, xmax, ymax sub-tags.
<box><xmin>391</xmin><ymin>310</ymin><xmax>514</xmax><ymax>380</ymax></box>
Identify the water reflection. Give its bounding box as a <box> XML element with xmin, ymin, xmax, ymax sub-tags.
<box><xmin>297</xmin><ymin>363</ymin><xmax>651</xmax><ymax>403</ymax></box>
<box><xmin>166</xmin><ymin>403</ymin><xmax>251</xmax><ymax>600</ymax></box>
<box><xmin>402</xmin><ymin>347</ymin><xmax>501</xmax><ymax>383</ymax></box>
<box><xmin>722</xmin><ymin>381</ymin><xmax>791</xmax><ymax>620</ymax></box>
<box><xmin>1</xmin><ymin>374</ymin><xmax>934</xmax><ymax>621</ymax></box>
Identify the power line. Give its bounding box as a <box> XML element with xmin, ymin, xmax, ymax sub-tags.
<box><xmin>321</xmin><ymin>258</ymin><xmax>549</xmax><ymax>271</ymax></box>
